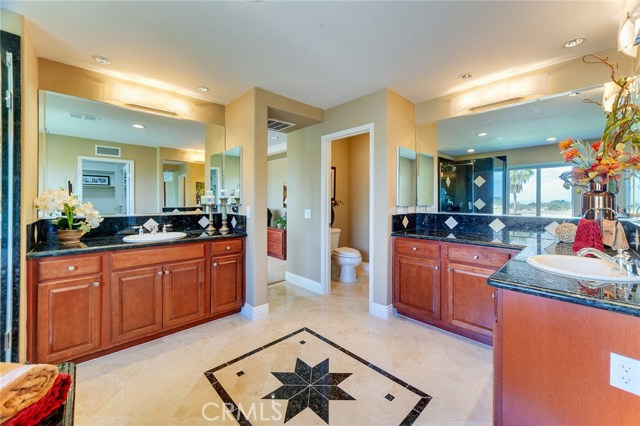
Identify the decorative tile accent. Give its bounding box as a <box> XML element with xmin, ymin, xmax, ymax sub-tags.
<box><xmin>447</xmin><ymin>233</ymin><xmax>456</xmax><ymax>239</ymax></box>
<box><xmin>474</xmin><ymin>175</ymin><xmax>486</xmax><ymax>188</ymax></box>
<box><xmin>474</xmin><ymin>198</ymin><xmax>486</xmax><ymax>211</ymax></box>
<box><xmin>198</xmin><ymin>216</ymin><xmax>210</xmax><ymax>228</ymax></box>
<box><xmin>236</xmin><ymin>371</ymin><xmax>245</xmax><ymax>377</ymax></box>
<box><xmin>200</xmin><ymin>232</ymin><xmax>208</xmax><ymax>238</ymax></box>
<box><xmin>143</xmin><ymin>218</ymin><xmax>159</xmax><ymax>231</ymax></box>
<box><xmin>489</xmin><ymin>218</ymin><xmax>506</xmax><ymax>232</ymax></box>
<box><xmin>544</xmin><ymin>221</ymin><xmax>560</xmax><ymax>237</ymax></box>
<box><xmin>491</xmin><ymin>237</ymin><xmax>502</xmax><ymax>243</ymax></box>
<box><xmin>444</xmin><ymin>216</ymin><xmax>458</xmax><ymax>229</ymax></box>
<box><xmin>445</xmin><ymin>176</ymin><xmax>451</xmax><ymax>187</ymax></box>
<box><xmin>402</xmin><ymin>216</ymin><xmax>409</xmax><ymax>229</ymax></box>
<box><xmin>231</xmin><ymin>217</ymin><xmax>238</xmax><ymax>228</ymax></box>
<box><xmin>299</xmin><ymin>340</ymin><xmax>306</xmax><ymax>345</ymax></box>
<box><xmin>172</xmin><ymin>208</ymin><xmax>180</xmax><ymax>213</ymax></box>
<box><xmin>385</xmin><ymin>394</ymin><xmax>395</xmax><ymax>401</ymax></box>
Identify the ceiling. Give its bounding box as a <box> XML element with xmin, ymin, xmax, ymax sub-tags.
<box><xmin>437</xmin><ymin>86</ymin><xmax>606</xmax><ymax>157</ymax></box>
<box><xmin>5</xmin><ymin>1</ymin><xmax>623</xmax><ymax>109</ymax></box>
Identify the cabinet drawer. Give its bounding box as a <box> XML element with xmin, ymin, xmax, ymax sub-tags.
<box><xmin>111</xmin><ymin>243</ymin><xmax>204</xmax><ymax>270</ymax></box>
<box><xmin>446</xmin><ymin>244</ymin><xmax>512</xmax><ymax>268</ymax></box>
<box><xmin>212</xmin><ymin>238</ymin><xmax>244</xmax><ymax>256</ymax></box>
<box><xmin>37</xmin><ymin>255</ymin><xmax>102</xmax><ymax>281</ymax></box>
<box><xmin>267</xmin><ymin>229</ymin><xmax>285</xmax><ymax>243</ymax></box>
<box><xmin>394</xmin><ymin>238</ymin><xmax>440</xmax><ymax>258</ymax></box>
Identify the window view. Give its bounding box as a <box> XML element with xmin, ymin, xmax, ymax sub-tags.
<box><xmin>508</xmin><ymin>166</ymin><xmax>572</xmax><ymax>216</ymax></box>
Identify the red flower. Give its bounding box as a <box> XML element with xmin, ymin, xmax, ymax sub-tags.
<box><xmin>591</xmin><ymin>141</ymin><xmax>602</xmax><ymax>151</ymax></box>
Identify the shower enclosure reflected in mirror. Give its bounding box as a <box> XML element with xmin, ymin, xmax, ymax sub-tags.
<box><xmin>397</xmin><ymin>147</ymin><xmax>417</xmax><ymax>207</ymax></box>
<box><xmin>439</xmin><ymin>157</ymin><xmax>506</xmax><ymax>214</ymax></box>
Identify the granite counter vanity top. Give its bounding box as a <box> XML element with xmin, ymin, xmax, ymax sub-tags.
<box><xmin>393</xmin><ymin>228</ymin><xmax>640</xmax><ymax>317</ymax></box>
<box><xmin>27</xmin><ymin>230</ymin><xmax>247</xmax><ymax>258</ymax></box>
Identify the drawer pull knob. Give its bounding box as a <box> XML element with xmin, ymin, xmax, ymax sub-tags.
<box><xmin>157</xmin><ymin>271</ymin><xmax>163</xmax><ymax>276</ymax></box>
<box><xmin>473</xmin><ymin>255</ymin><xmax>479</xmax><ymax>260</ymax></box>
<box><xmin>68</xmin><ymin>265</ymin><xmax>76</xmax><ymax>271</ymax></box>
<box><xmin>164</xmin><ymin>270</ymin><xmax>170</xmax><ymax>275</ymax></box>
<box><xmin>92</xmin><ymin>281</ymin><xmax>100</xmax><ymax>287</ymax></box>
<box><xmin>213</xmin><ymin>262</ymin><xmax>218</xmax><ymax>267</ymax></box>
<box><xmin>412</xmin><ymin>246</ymin><xmax>417</xmax><ymax>251</ymax></box>
<box><xmin>491</xmin><ymin>292</ymin><xmax>496</xmax><ymax>300</ymax></box>
<box><xmin>434</xmin><ymin>266</ymin><xmax>439</xmax><ymax>270</ymax></box>
<box><xmin>226</xmin><ymin>245</ymin><xmax>231</xmax><ymax>250</ymax></box>
<box><xmin>447</xmin><ymin>267</ymin><xmax>452</xmax><ymax>272</ymax></box>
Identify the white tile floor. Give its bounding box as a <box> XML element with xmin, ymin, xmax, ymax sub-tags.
<box><xmin>74</xmin><ymin>270</ymin><xmax>493</xmax><ymax>425</ymax></box>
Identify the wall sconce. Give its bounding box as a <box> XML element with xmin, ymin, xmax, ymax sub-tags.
<box><xmin>450</xmin><ymin>74</ymin><xmax>548</xmax><ymax>114</ymax></box>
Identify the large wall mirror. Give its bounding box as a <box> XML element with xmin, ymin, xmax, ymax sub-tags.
<box><xmin>435</xmin><ymin>83</ymin><xmax>640</xmax><ymax>217</ymax></box>
<box><xmin>39</xmin><ymin>90</ymin><xmax>226</xmax><ymax>215</ymax></box>
<box><xmin>209</xmin><ymin>147</ymin><xmax>242</xmax><ymax>205</ymax></box>
<box><xmin>397</xmin><ymin>147</ymin><xmax>417</xmax><ymax>207</ymax></box>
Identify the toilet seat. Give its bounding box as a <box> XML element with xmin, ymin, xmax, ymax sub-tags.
<box><xmin>332</xmin><ymin>247</ymin><xmax>360</xmax><ymax>258</ymax></box>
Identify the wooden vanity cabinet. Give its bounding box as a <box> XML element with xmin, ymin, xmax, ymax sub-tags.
<box><xmin>267</xmin><ymin>227</ymin><xmax>286</xmax><ymax>260</ymax></box>
<box><xmin>28</xmin><ymin>237</ymin><xmax>244</xmax><ymax>364</ymax></box>
<box><xmin>392</xmin><ymin>236</ymin><xmax>517</xmax><ymax>345</ymax></box>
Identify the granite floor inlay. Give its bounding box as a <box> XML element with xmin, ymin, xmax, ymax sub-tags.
<box><xmin>203</xmin><ymin>327</ymin><xmax>432</xmax><ymax>426</ymax></box>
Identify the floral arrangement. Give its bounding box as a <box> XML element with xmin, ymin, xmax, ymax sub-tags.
<box><xmin>559</xmin><ymin>54</ymin><xmax>640</xmax><ymax>192</ymax></box>
<box><xmin>34</xmin><ymin>189</ymin><xmax>103</xmax><ymax>232</ymax></box>
<box><xmin>331</xmin><ymin>199</ymin><xmax>344</xmax><ymax>208</ymax></box>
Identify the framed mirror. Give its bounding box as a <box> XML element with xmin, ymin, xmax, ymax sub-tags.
<box><xmin>397</xmin><ymin>146</ymin><xmax>417</xmax><ymax>207</ymax></box>
<box><xmin>39</xmin><ymin>90</ymin><xmax>219</xmax><ymax>215</ymax></box>
<box><xmin>417</xmin><ymin>153</ymin><xmax>435</xmax><ymax>207</ymax></box>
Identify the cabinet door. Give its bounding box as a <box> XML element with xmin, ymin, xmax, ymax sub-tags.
<box><xmin>393</xmin><ymin>254</ymin><xmax>441</xmax><ymax>321</ymax></box>
<box><xmin>444</xmin><ymin>262</ymin><xmax>496</xmax><ymax>338</ymax></box>
<box><xmin>111</xmin><ymin>266</ymin><xmax>163</xmax><ymax>345</ymax></box>
<box><xmin>36</xmin><ymin>275</ymin><xmax>102</xmax><ymax>363</ymax></box>
<box><xmin>163</xmin><ymin>259</ymin><xmax>206</xmax><ymax>328</ymax></box>
<box><xmin>211</xmin><ymin>254</ymin><xmax>244</xmax><ymax>314</ymax></box>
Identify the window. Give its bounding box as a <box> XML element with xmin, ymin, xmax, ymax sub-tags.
<box><xmin>508</xmin><ymin>165</ymin><xmax>572</xmax><ymax>217</ymax></box>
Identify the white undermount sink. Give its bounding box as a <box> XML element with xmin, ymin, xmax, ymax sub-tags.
<box><xmin>122</xmin><ymin>232</ymin><xmax>187</xmax><ymax>243</ymax></box>
<box><xmin>526</xmin><ymin>254</ymin><xmax>640</xmax><ymax>283</ymax></box>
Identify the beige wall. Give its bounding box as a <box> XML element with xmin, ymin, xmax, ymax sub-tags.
<box><xmin>46</xmin><ymin>134</ymin><xmax>159</xmax><ymax>213</ymax></box>
<box><xmin>331</xmin><ymin>137</ymin><xmax>350</xmax><ymax>246</ymax></box>
<box><xmin>348</xmin><ymin>134</ymin><xmax>370</xmax><ymax>262</ymax></box>
<box><xmin>204</xmin><ymin>124</ymin><xmax>225</xmax><ymax>194</ymax></box>
<box><xmin>267</xmin><ymin>153</ymin><xmax>287</xmax><ymax>224</ymax></box>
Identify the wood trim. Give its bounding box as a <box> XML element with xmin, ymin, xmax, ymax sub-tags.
<box><xmin>111</xmin><ymin>242</ymin><xmax>205</xmax><ymax>270</ymax></box>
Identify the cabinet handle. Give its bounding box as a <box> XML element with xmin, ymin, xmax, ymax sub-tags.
<box><xmin>213</xmin><ymin>262</ymin><xmax>218</xmax><ymax>267</ymax></box>
<box><xmin>164</xmin><ymin>270</ymin><xmax>170</xmax><ymax>275</ymax></box>
<box><xmin>447</xmin><ymin>267</ymin><xmax>453</xmax><ymax>272</ymax></box>
<box><xmin>68</xmin><ymin>265</ymin><xmax>76</xmax><ymax>271</ymax></box>
<box><xmin>473</xmin><ymin>255</ymin><xmax>479</xmax><ymax>260</ymax></box>
<box><xmin>434</xmin><ymin>266</ymin><xmax>439</xmax><ymax>270</ymax></box>
<box><xmin>92</xmin><ymin>281</ymin><xmax>100</xmax><ymax>287</ymax></box>
<box><xmin>157</xmin><ymin>271</ymin><xmax>163</xmax><ymax>276</ymax></box>
<box><xmin>491</xmin><ymin>292</ymin><xmax>496</xmax><ymax>300</ymax></box>
<box><xmin>226</xmin><ymin>245</ymin><xmax>231</xmax><ymax>251</ymax></box>
<box><xmin>412</xmin><ymin>246</ymin><xmax>417</xmax><ymax>251</ymax></box>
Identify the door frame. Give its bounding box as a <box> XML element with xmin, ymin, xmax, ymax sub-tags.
<box><xmin>320</xmin><ymin>124</ymin><xmax>374</xmax><ymax>307</ymax></box>
<box><xmin>77</xmin><ymin>156</ymin><xmax>134</xmax><ymax>214</ymax></box>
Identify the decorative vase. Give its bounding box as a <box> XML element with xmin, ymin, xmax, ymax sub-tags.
<box><xmin>57</xmin><ymin>229</ymin><xmax>86</xmax><ymax>245</ymax></box>
<box><xmin>581</xmin><ymin>181</ymin><xmax>616</xmax><ymax>220</ymax></box>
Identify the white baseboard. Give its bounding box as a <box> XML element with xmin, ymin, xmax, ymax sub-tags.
<box><xmin>369</xmin><ymin>302</ymin><xmax>393</xmax><ymax>320</ymax></box>
<box><xmin>285</xmin><ymin>272</ymin><xmax>324</xmax><ymax>295</ymax></box>
<box><xmin>240</xmin><ymin>303</ymin><xmax>269</xmax><ymax>320</ymax></box>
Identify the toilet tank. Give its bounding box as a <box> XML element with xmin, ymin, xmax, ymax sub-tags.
<box><xmin>330</xmin><ymin>228</ymin><xmax>341</xmax><ymax>250</ymax></box>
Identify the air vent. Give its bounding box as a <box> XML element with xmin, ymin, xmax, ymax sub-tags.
<box><xmin>95</xmin><ymin>145</ymin><xmax>121</xmax><ymax>157</ymax></box>
<box><xmin>67</xmin><ymin>111</ymin><xmax>101</xmax><ymax>122</ymax></box>
<box><xmin>267</xmin><ymin>118</ymin><xmax>296</xmax><ymax>131</ymax></box>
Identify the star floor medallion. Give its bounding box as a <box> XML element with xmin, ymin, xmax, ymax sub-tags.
<box><xmin>263</xmin><ymin>358</ymin><xmax>355</xmax><ymax>423</ymax></box>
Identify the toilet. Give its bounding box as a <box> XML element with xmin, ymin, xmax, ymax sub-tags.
<box><xmin>331</xmin><ymin>228</ymin><xmax>362</xmax><ymax>283</ymax></box>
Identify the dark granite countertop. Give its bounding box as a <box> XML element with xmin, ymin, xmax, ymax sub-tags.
<box><xmin>27</xmin><ymin>230</ymin><xmax>247</xmax><ymax>258</ymax></box>
<box><xmin>393</xmin><ymin>228</ymin><xmax>640</xmax><ymax>317</ymax></box>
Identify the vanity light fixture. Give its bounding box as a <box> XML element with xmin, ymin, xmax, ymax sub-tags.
<box><xmin>546</xmin><ymin>137</ymin><xmax>557</xmax><ymax>142</ymax></box>
<box><xmin>467</xmin><ymin>148</ymin><xmax>475</xmax><ymax>153</ymax></box>
<box><xmin>476</xmin><ymin>132</ymin><xmax>488</xmax><ymax>137</ymax></box>
<box><xmin>132</xmin><ymin>124</ymin><xmax>146</xmax><ymax>129</ymax></box>
<box><xmin>92</xmin><ymin>55</ymin><xmax>112</xmax><ymax>65</ymax></box>
<box><xmin>563</xmin><ymin>37</ymin><xmax>585</xmax><ymax>48</ymax></box>
<box><xmin>458</xmin><ymin>73</ymin><xmax>473</xmax><ymax>80</ymax></box>
<box><xmin>196</xmin><ymin>86</ymin><xmax>209</xmax><ymax>93</ymax></box>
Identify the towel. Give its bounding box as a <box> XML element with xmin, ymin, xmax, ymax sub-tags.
<box><xmin>572</xmin><ymin>218</ymin><xmax>605</xmax><ymax>253</ymax></box>
<box><xmin>4</xmin><ymin>373</ymin><xmax>72</xmax><ymax>426</ymax></box>
<box><xmin>612</xmin><ymin>221</ymin><xmax>630</xmax><ymax>251</ymax></box>
<box><xmin>0</xmin><ymin>363</ymin><xmax>58</xmax><ymax>423</ymax></box>
<box><xmin>602</xmin><ymin>219</ymin><xmax>616</xmax><ymax>247</ymax></box>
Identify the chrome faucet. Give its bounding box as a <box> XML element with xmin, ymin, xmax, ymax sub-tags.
<box><xmin>132</xmin><ymin>225</ymin><xmax>144</xmax><ymax>235</ymax></box>
<box><xmin>162</xmin><ymin>224</ymin><xmax>172</xmax><ymax>234</ymax></box>
<box><xmin>150</xmin><ymin>225</ymin><xmax>159</xmax><ymax>235</ymax></box>
<box><xmin>577</xmin><ymin>247</ymin><xmax>637</xmax><ymax>275</ymax></box>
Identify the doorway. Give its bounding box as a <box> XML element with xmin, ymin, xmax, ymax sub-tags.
<box><xmin>266</xmin><ymin>131</ymin><xmax>288</xmax><ymax>285</ymax></box>
<box><xmin>320</xmin><ymin>124</ymin><xmax>374</xmax><ymax>309</ymax></box>
<box><xmin>77</xmin><ymin>157</ymin><xmax>134</xmax><ymax>214</ymax></box>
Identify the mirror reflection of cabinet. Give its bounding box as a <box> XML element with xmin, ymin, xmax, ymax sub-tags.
<box><xmin>397</xmin><ymin>147</ymin><xmax>417</xmax><ymax>207</ymax></box>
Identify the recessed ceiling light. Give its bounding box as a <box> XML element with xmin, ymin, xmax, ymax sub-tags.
<box><xmin>196</xmin><ymin>86</ymin><xmax>209</xmax><ymax>92</ymax></box>
<box><xmin>546</xmin><ymin>137</ymin><xmax>557</xmax><ymax>142</ymax></box>
<box><xmin>476</xmin><ymin>132</ymin><xmax>488</xmax><ymax>137</ymax></box>
<box><xmin>458</xmin><ymin>73</ymin><xmax>473</xmax><ymax>80</ymax></box>
<box><xmin>467</xmin><ymin>148</ymin><xmax>476</xmax><ymax>153</ymax></box>
<box><xmin>132</xmin><ymin>124</ymin><xmax>146</xmax><ymax>129</ymax></box>
<box><xmin>563</xmin><ymin>37</ymin><xmax>585</xmax><ymax>48</ymax></box>
<box><xmin>92</xmin><ymin>55</ymin><xmax>111</xmax><ymax>65</ymax></box>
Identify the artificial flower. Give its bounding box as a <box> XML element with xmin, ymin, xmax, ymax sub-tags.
<box><xmin>34</xmin><ymin>189</ymin><xmax>103</xmax><ymax>232</ymax></box>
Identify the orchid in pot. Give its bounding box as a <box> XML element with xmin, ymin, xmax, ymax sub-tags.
<box><xmin>34</xmin><ymin>189</ymin><xmax>103</xmax><ymax>244</ymax></box>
